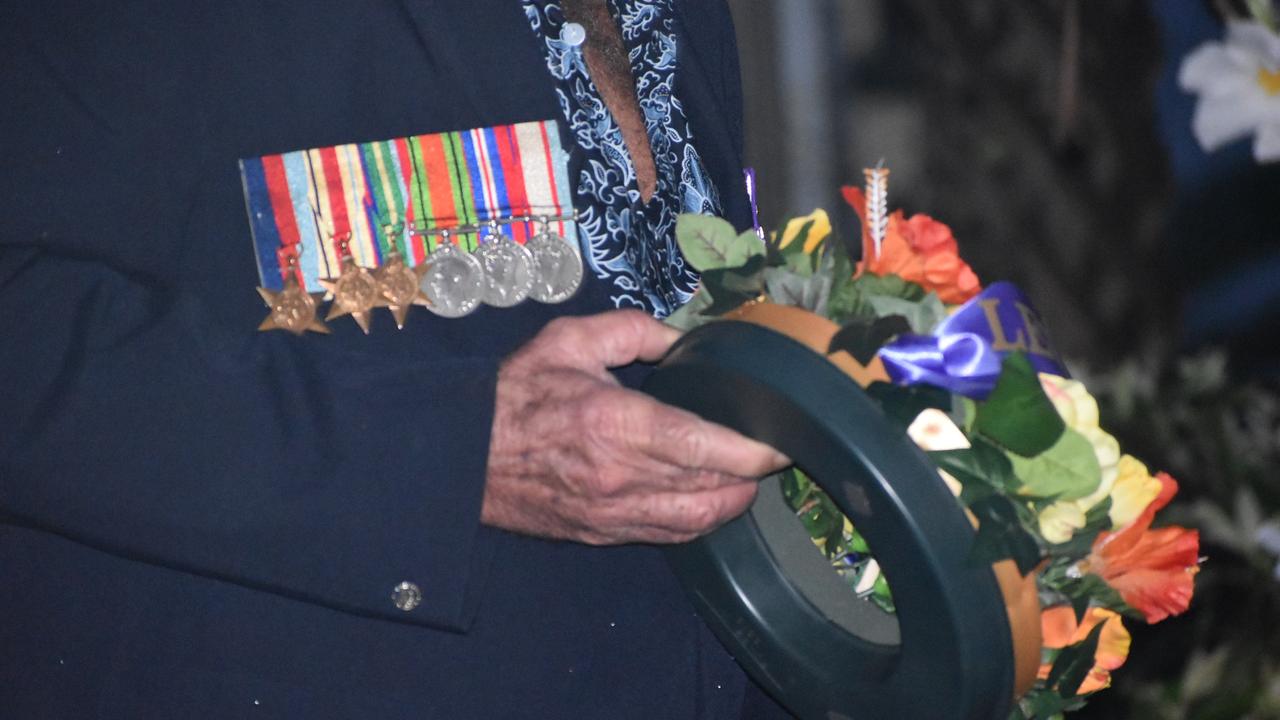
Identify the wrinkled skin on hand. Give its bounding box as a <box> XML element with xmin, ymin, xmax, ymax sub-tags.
<box><xmin>483</xmin><ymin>310</ymin><xmax>789</xmax><ymax>545</ymax></box>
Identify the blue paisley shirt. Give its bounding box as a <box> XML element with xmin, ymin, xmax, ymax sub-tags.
<box><xmin>523</xmin><ymin>0</ymin><xmax>723</xmax><ymax>317</ymax></box>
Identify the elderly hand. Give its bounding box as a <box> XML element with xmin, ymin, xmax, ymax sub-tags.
<box><xmin>483</xmin><ymin>310</ymin><xmax>788</xmax><ymax>545</ymax></box>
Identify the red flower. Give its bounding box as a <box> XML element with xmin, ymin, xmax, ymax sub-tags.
<box><xmin>841</xmin><ymin>186</ymin><xmax>981</xmax><ymax>304</ymax></box>
<box><xmin>1083</xmin><ymin>473</ymin><xmax>1200</xmax><ymax>624</ymax></box>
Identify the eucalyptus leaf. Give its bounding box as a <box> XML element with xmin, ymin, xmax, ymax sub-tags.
<box><xmin>664</xmin><ymin>291</ymin><xmax>714</xmax><ymax>331</ymax></box>
<box><xmin>675</xmin><ymin>214</ymin><xmax>762</xmax><ymax>271</ymax></box>
<box><xmin>974</xmin><ymin>353</ymin><xmax>1066</xmax><ymax>457</ymax></box>
<box><xmin>826</xmin><ymin>272</ymin><xmax>927</xmax><ymax>325</ymax></box>
<box><xmin>763</xmin><ymin>266</ymin><xmax>832</xmax><ymax>315</ymax></box>
<box><xmin>697</xmin><ymin>254</ymin><xmax>767</xmax><ymax>316</ymax></box>
<box><xmin>1009</xmin><ymin>428</ymin><xmax>1102</xmax><ymax>502</ymax></box>
<box><xmin>866</xmin><ymin>292</ymin><xmax>947</xmax><ymax>334</ymax></box>
<box><xmin>701</xmin><ymin>254</ymin><xmax>766</xmax><ymax>294</ymax></box>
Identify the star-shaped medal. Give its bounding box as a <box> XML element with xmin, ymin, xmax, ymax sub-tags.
<box><xmin>373</xmin><ymin>251</ymin><xmax>431</xmax><ymax>329</ymax></box>
<box><xmin>320</xmin><ymin>256</ymin><xmax>379</xmax><ymax>334</ymax></box>
<box><xmin>257</xmin><ymin>275</ymin><xmax>330</xmax><ymax>335</ymax></box>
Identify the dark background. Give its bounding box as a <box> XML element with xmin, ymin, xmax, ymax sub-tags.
<box><xmin>725</xmin><ymin>1</ymin><xmax>1280</xmax><ymax>717</ymax></box>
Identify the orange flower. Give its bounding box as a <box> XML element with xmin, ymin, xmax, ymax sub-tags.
<box><xmin>842</xmin><ymin>186</ymin><xmax>982</xmax><ymax>304</ymax></box>
<box><xmin>1082</xmin><ymin>473</ymin><xmax>1200</xmax><ymax>623</ymax></box>
<box><xmin>1037</xmin><ymin>606</ymin><xmax>1131</xmax><ymax>694</ymax></box>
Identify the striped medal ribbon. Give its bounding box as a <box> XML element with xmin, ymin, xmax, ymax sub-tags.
<box><xmin>313</xmin><ymin>145</ymin><xmax>379</xmax><ymax>334</ymax></box>
<box><xmin>240</xmin><ymin>120</ymin><xmax>580</xmax><ymax>332</ymax></box>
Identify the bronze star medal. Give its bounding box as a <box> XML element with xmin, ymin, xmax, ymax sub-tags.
<box><xmin>321</xmin><ymin>255</ymin><xmax>379</xmax><ymax>334</ymax></box>
<box><xmin>373</xmin><ymin>250</ymin><xmax>430</xmax><ymax>329</ymax></box>
<box><xmin>257</xmin><ymin>274</ymin><xmax>330</xmax><ymax>335</ymax></box>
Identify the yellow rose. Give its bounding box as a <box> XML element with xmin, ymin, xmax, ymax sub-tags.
<box><xmin>1108</xmin><ymin>454</ymin><xmax>1163</xmax><ymax>528</ymax></box>
<box><xmin>1038</xmin><ymin>374</ymin><xmax>1121</xmax><ymax>510</ymax></box>
<box><xmin>1038</xmin><ymin>501</ymin><xmax>1088</xmax><ymax>544</ymax></box>
<box><xmin>1040</xmin><ymin>373</ymin><xmax>1099</xmax><ymax>429</ymax></box>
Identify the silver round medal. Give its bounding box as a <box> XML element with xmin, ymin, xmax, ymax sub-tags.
<box><xmin>526</xmin><ymin>222</ymin><xmax>583</xmax><ymax>304</ymax></box>
<box><xmin>420</xmin><ymin>237</ymin><xmax>485</xmax><ymax>318</ymax></box>
<box><xmin>476</xmin><ymin>224</ymin><xmax>534</xmax><ymax>308</ymax></box>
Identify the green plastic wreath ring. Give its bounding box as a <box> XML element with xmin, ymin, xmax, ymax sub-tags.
<box><xmin>643</xmin><ymin>308</ymin><xmax>1037</xmax><ymax>720</ymax></box>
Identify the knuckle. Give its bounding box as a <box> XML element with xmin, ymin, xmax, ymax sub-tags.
<box><xmin>657</xmin><ymin>418</ymin><xmax>708</xmax><ymax>469</ymax></box>
<box><xmin>601</xmin><ymin>309</ymin><xmax>651</xmax><ymax>355</ymax></box>
<box><xmin>580</xmin><ymin>391</ymin><xmax>638</xmax><ymax>445</ymax></box>
<box><xmin>680</xmin><ymin>499</ymin><xmax>722</xmax><ymax>534</ymax></box>
<box><xmin>540</xmin><ymin>316</ymin><xmax>586</xmax><ymax>350</ymax></box>
<box><xmin>584</xmin><ymin>469</ymin><xmax>626</xmax><ymax>498</ymax></box>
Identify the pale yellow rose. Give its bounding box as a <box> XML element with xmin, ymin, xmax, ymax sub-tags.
<box><xmin>1038</xmin><ymin>374</ymin><xmax>1121</xmax><ymax>510</ymax></box>
<box><xmin>1040</xmin><ymin>373</ymin><xmax>1100</xmax><ymax>429</ymax></box>
<box><xmin>776</xmin><ymin>209</ymin><xmax>832</xmax><ymax>254</ymax></box>
<box><xmin>1108</xmin><ymin>454</ymin><xmax>1163</xmax><ymax>528</ymax></box>
<box><xmin>1038</xmin><ymin>501</ymin><xmax>1088</xmax><ymax>544</ymax></box>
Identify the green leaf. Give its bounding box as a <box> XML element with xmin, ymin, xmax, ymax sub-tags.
<box><xmin>1009</xmin><ymin>428</ymin><xmax>1102</xmax><ymax>502</ymax></box>
<box><xmin>1042</xmin><ymin>571</ymin><xmax>1139</xmax><ymax>622</ymax></box>
<box><xmin>1020</xmin><ymin>688</ymin><xmax>1088</xmax><ymax>719</ymax></box>
<box><xmin>847</xmin><ymin>527</ymin><xmax>870</xmax><ymax>554</ymax></box>
<box><xmin>967</xmin><ymin>494</ymin><xmax>1044</xmax><ymax>573</ymax></box>
<box><xmin>866</xmin><ymin>292</ymin><xmax>947</xmax><ymax>334</ymax></box>
<box><xmin>763</xmin><ymin>266</ymin><xmax>832</xmax><ymax>314</ymax></box>
<box><xmin>825</xmin><ymin>272</ymin><xmax>928</xmax><ymax>325</ymax></box>
<box><xmin>931</xmin><ymin>438</ymin><xmax>1021</xmax><ymax>498</ymax></box>
<box><xmin>828</xmin><ymin>316</ymin><xmax>912</xmax><ymax>364</ymax></box>
<box><xmin>865</xmin><ymin>381</ymin><xmax>952</xmax><ymax>431</ymax></box>
<box><xmin>701</xmin><ymin>254</ymin><xmax>766</xmax><ymax>294</ymax></box>
<box><xmin>780</xmin><ymin>468</ymin><xmax>808</xmax><ymax>505</ymax></box>
<box><xmin>675</xmin><ymin>214</ymin><xmax>762</xmax><ymax>271</ymax></box>
<box><xmin>974</xmin><ymin>353</ymin><xmax>1066</xmax><ymax>457</ymax></box>
<box><xmin>1042</xmin><ymin>498</ymin><xmax>1110</xmax><ymax>560</ymax></box>
<box><xmin>800</xmin><ymin>500</ymin><xmax>840</xmax><ymax>540</ymax></box>
<box><xmin>664</xmin><ymin>291</ymin><xmax>714</xmax><ymax>331</ymax></box>
<box><xmin>1046</xmin><ymin>621</ymin><xmax>1106</xmax><ymax>697</ymax></box>
<box><xmin>697</xmin><ymin>254</ymin><xmax>768</xmax><ymax>316</ymax></box>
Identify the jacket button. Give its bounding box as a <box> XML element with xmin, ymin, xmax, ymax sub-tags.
<box><xmin>560</xmin><ymin>22</ymin><xmax>586</xmax><ymax>47</ymax></box>
<box><xmin>391</xmin><ymin>581</ymin><xmax>422</xmax><ymax>612</ymax></box>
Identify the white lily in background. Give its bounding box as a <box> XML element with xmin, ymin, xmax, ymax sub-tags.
<box><xmin>1179</xmin><ymin>20</ymin><xmax>1280</xmax><ymax>162</ymax></box>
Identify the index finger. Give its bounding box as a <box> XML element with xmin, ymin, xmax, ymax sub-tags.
<box><xmin>640</xmin><ymin>402</ymin><xmax>790</xmax><ymax>479</ymax></box>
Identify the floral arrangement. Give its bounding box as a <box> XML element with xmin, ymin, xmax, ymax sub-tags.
<box><xmin>1180</xmin><ymin>0</ymin><xmax>1280</xmax><ymax>162</ymax></box>
<box><xmin>668</xmin><ymin>171</ymin><xmax>1201</xmax><ymax>718</ymax></box>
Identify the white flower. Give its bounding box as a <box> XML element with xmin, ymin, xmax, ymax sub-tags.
<box><xmin>1179</xmin><ymin>21</ymin><xmax>1280</xmax><ymax>162</ymax></box>
<box><xmin>907</xmin><ymin>408</ymin><xmax>970</xmax><ymax>452</ymax></box>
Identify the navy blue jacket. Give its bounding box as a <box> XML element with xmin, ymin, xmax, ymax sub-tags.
<box><xmin>0</xmin><ymin>1</ymin><xmax>789</xmax><ymax>717</ymax></box>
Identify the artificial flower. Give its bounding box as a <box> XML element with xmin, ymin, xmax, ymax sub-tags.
<box><xmin>1038</xmin><ymin>606</ymin><xmax>1132</xmax><ymax>695</ymax></box>
<box><xmin>1178</xmin><ymin>20</ymin><xmax>1280</xmax><ymax>162</ymax></box>
<box><xmin>842</xmin><ymin>186</ymin><xmax>981</xmax><ymax>304</ymax></box>
<box><xmin>907</xmin><ymin>408</ymin><xmax>971</xmax><ymax>451</ymax></box>
<box><xmin>1033</xmin><ymin>374</ymin><xmax>1123</xmax><ymax>542</ymax></box>
<box><xmin>1107</xmin><ymin>455</ymin><xmax>1164</xmax><ymax>529</ymax></box>
<box><xmin>1081</xmin><ymin>473</ymin><xmax>1201</xmax><ymax>623</ymax></box>
<box><xmin>776</xmin><ymin>209</ymin><xmax>832</xmax><ymax>254</ymax></box>
<box><xmin>1038</xmin><ymin>502</ymin><xmax>1089</xmax><ymax>545</ymax></box>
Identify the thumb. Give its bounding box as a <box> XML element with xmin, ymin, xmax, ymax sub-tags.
<box><xmin>554</xmin><ymin>310</ymin><xmax>681</xmax><ymax>370</ymax></box>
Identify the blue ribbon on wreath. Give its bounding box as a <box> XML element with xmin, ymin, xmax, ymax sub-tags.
<box><xmin>877</xmin><ymin>282</ymin><xmax>1069</xmax><ymax>400</ymax></box>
